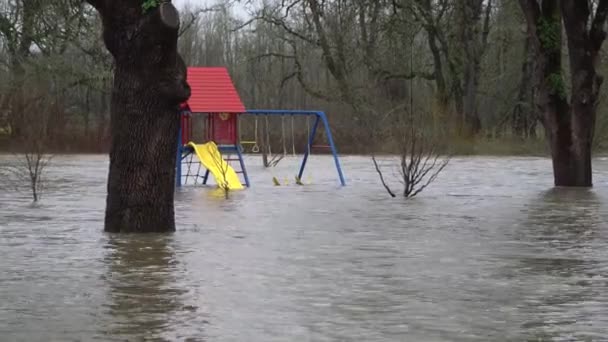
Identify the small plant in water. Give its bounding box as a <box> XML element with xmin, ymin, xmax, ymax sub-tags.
<box><xmin>372</xmin><ymin>107</ymin><xmax>450</xmax><ymax>199</ymax></box>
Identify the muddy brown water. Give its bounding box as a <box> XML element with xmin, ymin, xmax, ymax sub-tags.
<box><xmin>1</xmin><ymin>154</ymin><xmax>608</xmax><ymax>341</ymax></box>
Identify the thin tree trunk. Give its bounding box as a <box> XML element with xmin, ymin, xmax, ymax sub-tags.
<box><xmin>462</xmin><ymin>61</ymin><xmax>482</xmax><ymax>134</ymax></box>
<box><xmin>87</xmin><ymin>0</ymin><xmax>190</xmax><ymax>232</ymax></box>
<box><xmin>427</xmin><ymin>30</ymin><xmax>448</xmax><ymax>109</ymax></box>
<box><xmin>458</xmin><ymin>0</ymin><xmax>490</xmax><ymax>135</ymax></box>
<box><xmin>5</xmin><ymin>0</ymin><xmax>36</xmax><ymax>140</ymax></box>
<box><xmin>513</xmin><ymin>31</ymin><xmax>535</xmax><ymax>138</ymax></box>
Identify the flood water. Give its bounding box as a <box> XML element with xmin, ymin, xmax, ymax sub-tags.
<box><xmin>2</xmin><ymin>154</ymin><xmax>608</xmax><ymax>341</ymax></box>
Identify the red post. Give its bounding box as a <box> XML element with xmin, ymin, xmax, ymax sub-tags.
<box><xmin>180</xmin><ymin>111</ymin><xmax>191</xmax><ymax>145</ymax></box>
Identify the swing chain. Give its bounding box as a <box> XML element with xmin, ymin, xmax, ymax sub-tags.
<box><xmin>252</xmin><ymin>116</ymin><xmax>260</xmax><ymax>153</ymax></box>
<box><xmin>291</xmin><ymin>115</ymin><xmax>296</xmax><ymax>156</ymax></box>
<box><xmin>265</xmin><ymin>115</ymin><xmax>283</xmax><ymax>167</ymax></box>
<box><xmin>281</xmin><ymin>116</ymin><xmax>287</xmax><ymax>156</ymax></box>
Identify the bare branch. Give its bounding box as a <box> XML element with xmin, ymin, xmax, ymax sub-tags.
<box><xmin>259</xmin><ymin>15</ymin><xmax>318</xmax><ymax>46</ymax></box>
<box><xmin>379</xmin><ymin>70</ymin><xmax>435</xmax><ymax>81</ymax></box>
<box><xmin>179</xmin><ymin>6</ymin><xmax>223</xmax><ymax>37</ymax></box>
<box><xmin>481</xmin><ymin>0</ymin><xmax>493</xmax><ymax>50</ymax></box>
<box><xmin>372</xmin><ymin>156</ymin><xmax>396</xmax><ymax>197</ymax></box>
<box><xmin>280</xmin><ymin>71</ymin><xmax>297</xmax><ymax>89</ymax></box>
<box><xmin>230</xmin><ymin>17</ymin><xmax>257</xmax><ymax>32</ymax></box>
<box><xmin>248</xmin><ymin>52</ymin><xmax>296</xmax><ymax>62</ymax></box>
<box><xmin>289</xmin><ymin>42</ymin><xmax>338</xmax><ymax>102</ymax></box>
<box><xmin>372</xmin><ymin>106</ymin><xmax>450</xmax><ymax>198</ymax></box>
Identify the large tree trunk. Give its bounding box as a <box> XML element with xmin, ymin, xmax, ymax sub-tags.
<box><xmin>87</xmin><ymin>0</ymin><xmax>190</xmax><ymax>232</ymax></box>
<box><xmin>519</xmin><ymin>0</ymin><xmax>608</xmax><ymax>187</ymax></box>
<box><xmin>560</xmin><ymin>0</ymin><xmax>606</xmax><ymax>186</ymax></box>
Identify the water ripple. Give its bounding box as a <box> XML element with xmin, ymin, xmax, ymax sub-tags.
<box><xmin>2</xmin><ymin>155</ymin><xmax>608</xmax><ymax>341</ymax></box>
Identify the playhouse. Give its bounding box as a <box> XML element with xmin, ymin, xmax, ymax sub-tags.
<box><xmin>176</xmin><ymin>66</ymin><xmax>345</xmax><ymax>189</ymax></box>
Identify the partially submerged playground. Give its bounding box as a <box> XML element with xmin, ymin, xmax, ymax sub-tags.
<box><xmin>176</xmin><ymin>67</ymin><xmax>346</xmax><ymax>189</ymax></box>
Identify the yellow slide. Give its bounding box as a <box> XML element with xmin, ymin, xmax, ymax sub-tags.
<box><xmin>187</xmin><ymin>141</ymin><xmax>244</xmax><ymax>190</ymax></box>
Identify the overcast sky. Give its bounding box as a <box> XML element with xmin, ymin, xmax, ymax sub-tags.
<box><xmin>173</xmin><ymin>0</ymin><xmax>250</xmax><ymax>18</ymax></box>
<box><xmin>172</xmin><ymin>0</ymin><xmax>190</xmax><ymax>8</ymax></box>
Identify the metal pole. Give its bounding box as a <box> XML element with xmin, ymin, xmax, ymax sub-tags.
<box><xmin>319</xmin><ymin>112</ymin><xmax>346</xmax><ymax>186</ymax></box>
<box><xmin>297</xmin><ymin>114</ymin><xmax>320</xmax><ymax>180</ymax></box>
<box><xmin>236</xmin><ymin>145</ymin><xmax>250</xmax><ymax>187</ymax></box>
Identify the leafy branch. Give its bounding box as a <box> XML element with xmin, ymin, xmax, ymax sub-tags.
<box><xmin>142</xmin><ymin>0</ymin><xmax>160</xmax><ymax>13</ymax></box>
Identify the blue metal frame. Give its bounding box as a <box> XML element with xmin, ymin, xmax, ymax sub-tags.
<box><xmin>235</xmin><ymin>145</ymin><xmax>251</xmax><ymax>187</ymax></box>
<box><xmin>175</xmin><ymin>109</ymin><xmax>346</xmax><ymax>187</ymax></box>
<box><xmin>244</xmin><ymin>110</ymin><xmax>346</xmax><ymax>186</ymax></box>
<box><xmin>176</xmin><ymin>110</ymin><xmax>251</xmax><ymax>188</ymax></box>
<box><xmin>298</xmin><ymin>115</ymin><xmax>319</xmax><ymax>181</ymax></box>
<box><xmin>218</xmin><ymin>144</ymin><xmax>250</xmax><ymax>187</ymax></box>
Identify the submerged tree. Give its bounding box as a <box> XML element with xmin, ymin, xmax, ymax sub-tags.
<box><xmin>86</xmin><ymin>0</ymin><xmax>191</xmax><ymax>232</ymax></box>
<box><xmin>519</xmin><ymin>0</ymin><xmax>608</xmax><ymax>186</ymax></box>
<box><xmin>372</xmin><ymin>107</ymin><xmax>450</xmax><ymax>199</ymax></box>
<box><xmin>9</xmin><ymin>147</ymin><xmax>52</xmax><ymax>202</ymax></box>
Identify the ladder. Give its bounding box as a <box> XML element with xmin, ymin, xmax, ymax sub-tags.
<box><xmin>200</xmin><ymin>144</ymin><xmax>250</xmax><ymax>187</ymax></box>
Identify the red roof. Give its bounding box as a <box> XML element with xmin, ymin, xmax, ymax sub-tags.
<box><xmin>184</xmin><ymin>67</ymin><xmax>245</xmax><ymax>113</ymax></box>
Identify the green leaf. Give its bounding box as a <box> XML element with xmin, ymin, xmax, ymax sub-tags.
<box><xmin>142</xmin><ymin>0</ymin><xmax>160</xmax><ymax>13</ymax></box>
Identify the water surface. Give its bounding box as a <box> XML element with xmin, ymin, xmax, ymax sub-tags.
<box><xmin>1</xmin><ymin>155</ymin><xmax>608</xmax><ymax>341</ymax></box>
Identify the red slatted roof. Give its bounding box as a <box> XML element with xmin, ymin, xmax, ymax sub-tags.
<box><xmin>184</xmin><ymin>67</ymin><xmax>245</xmax><ymax>113</ymax></box>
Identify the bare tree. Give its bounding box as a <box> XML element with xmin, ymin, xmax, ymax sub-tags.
<box><xmin>7</xmin><ymin>148</ymin><xmax>53</xmax><ymax>202</ymax></box>
<box><xmin>2</xmin><ymin>123</ymin><xmax>53</xmax><ymax>202</ymax></box>
<box><xmin>372</xmin><ymin>109</ymin><xmax>450</xmax><ymax>198</ymax></box>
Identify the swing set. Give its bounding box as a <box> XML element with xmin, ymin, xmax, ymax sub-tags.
<box><xmin>241</xmin><ymin>113</ymin><xmax>333</xmax><ymax>153</ymax></box>
<box><xmin>243</xmin><ymin>110</ymin><xmax>345</xmax><ymax>185</ymax></box>
<box><xmin>175</xmin><ymin>67</ymin><xmax>345</xmax><ymax>189</ymax></box>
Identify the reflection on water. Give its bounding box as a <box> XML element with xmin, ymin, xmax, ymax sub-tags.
<box><xmin>2</xmin><ymin>155</ymin><xmax>608</xmax><ymax>341</ymax></box>
<box><xmin>104</xmin><ymin>235</ymin><xmax>188</xmax><ymax>340</ymax></box>
<box><xmin>512</xmin><ymin>188</ymin><xmax>607</xmax><ymax>341</ymax></box>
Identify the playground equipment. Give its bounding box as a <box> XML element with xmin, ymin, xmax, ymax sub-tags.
<box><xmin>176</xmin><ymin>67</ymin><xmax>345</xmax><ymax>188</ymax></box>
<box><xmin>186</xmin><ymin>141</ymin><xmax>244</xmax><ymax>190</ymax></box>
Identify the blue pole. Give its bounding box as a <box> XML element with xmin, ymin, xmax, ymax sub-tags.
<box><xmin>298</xmin><ymin>115</ymin><xmax>320</xmax><ymax>180</ymax></box>
<box><xmin>235</xmin><ymin>145</ymin><xmax>250</xmax><ymax>187</ymax></box>
<box><xmin>319</xmin><ymin>112</ymin><xmax>346</xmax><ymax>186</ymax></box>
<box><xmin>202</xmin><ymin>169</ymin><xmax>210</xmax><ymax>185</ymax></box>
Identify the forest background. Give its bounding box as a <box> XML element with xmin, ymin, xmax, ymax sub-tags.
<box><xmin>1</xmin><ymin>0</ymin><xmax>604</xmax><ymax>156</ymax></box>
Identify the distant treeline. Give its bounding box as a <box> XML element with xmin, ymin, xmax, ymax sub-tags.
<box><xmin>1</xmin><ymin>0</ymin><xmax>608</xmax><ymax>154</ymax></box>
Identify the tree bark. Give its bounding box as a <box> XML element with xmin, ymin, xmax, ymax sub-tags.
<box><xmin>512</xmin><ymin>30</ymin><xmax>536</xmax><ymax>138</ymax></box>
<box><xmin>560</xmin><ymin>0</ymin><xmax>607</xmax><ymax>186</ymax></box>
<box><xmin>427</xmin><ymin>30</ymin><xmax>448</xmax><ymax>109</ymax></box>
<box><xmin>519</xmin><ymin>0</ymin><xmax>608</xmax><ymax>187</ymax></box>
<box><xmin>415</xmin><ymin>0</ymin><xmax>450</xmax><ymax>113</ymax></box>
<box><xmin>458</xmin><ymin>0</ymin><xmax>491</xmax><ymax>135</ymax></box>
<box><xmin>415</xmin><ymin>0</ymin><xmax>489</xmax><ymax>135</ymax></box>
<box><xmin>2</xmin><ymin>0</ymin><xmax>36</xmax><ymax>140</ymax></box>
<box><xmin>87</xmin><ymin>0</ymin><xmax>191</xmax><ymax>232</ymax></box>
